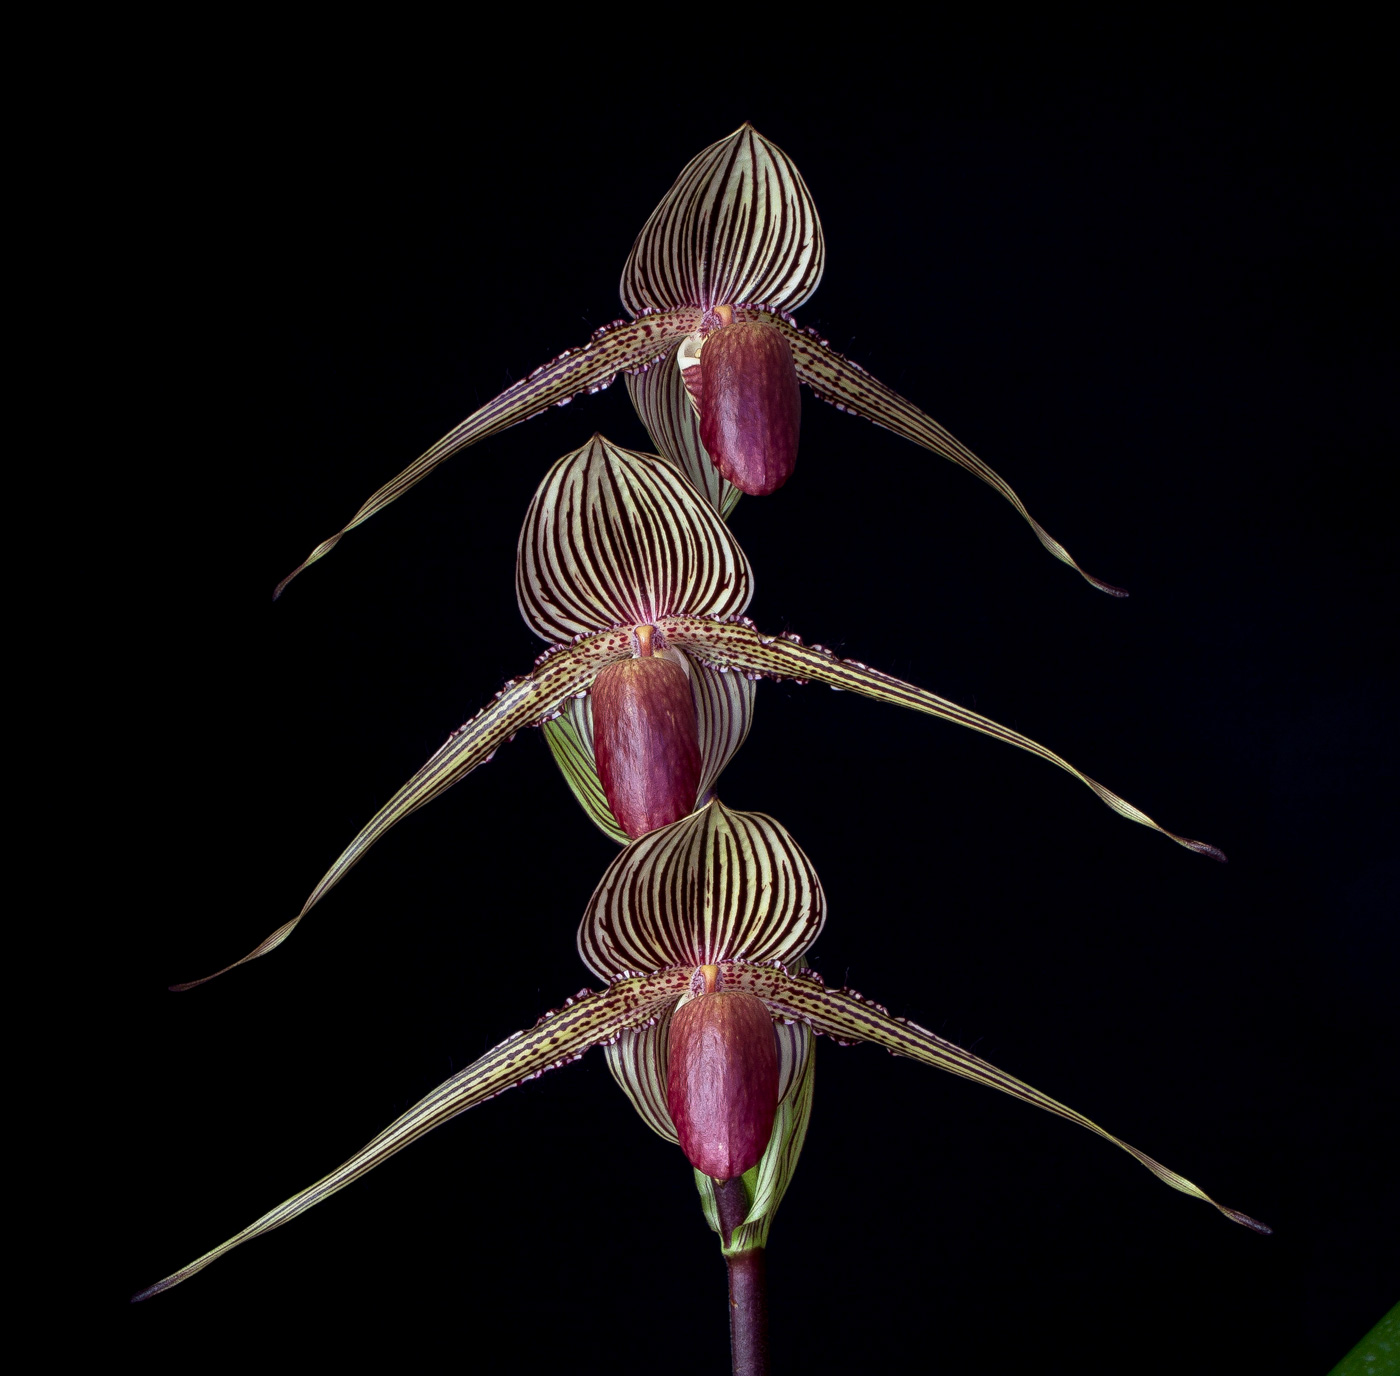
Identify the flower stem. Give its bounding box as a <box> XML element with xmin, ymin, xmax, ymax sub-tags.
<box><xmin>715</xmin><ymin>1176</ymin><xmax>770</xmax><ymax>1376</ymax></box>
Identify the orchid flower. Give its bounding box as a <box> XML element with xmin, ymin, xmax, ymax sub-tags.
<box><xmin>181</xmin><ymin>437</ymin><xmax>1219</xmax><ymax>990</ymax></box>
<box><xmin>274</xmin><ymin>124</ymin><xmax>1123</xmax><ymax>599</ymax></box>
<box><xmin>137</xmin><ymin>799</ymin><xmax>1267</xmax><ymax>1368</ymax></box>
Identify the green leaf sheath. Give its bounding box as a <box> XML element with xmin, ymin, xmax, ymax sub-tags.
<box><xmin>135</xmin><ymin>969</ymin><xmax>691</xmax><ymax>1300</ymax></box>
<box><xmin>759</xmin><ymin>311</ymin><xmax>1126</xmax><ymax>597</ymax></box>
<box><xmin>660</xmin><ymin>617</ymin><xmax>1225</xmax><ymax>859</ymax></box>
<box><xmin>273</xmin><ymin>312</ymin><xmax>697</xmax><ymax>598</ymax></box>
<box><xmin>173</xmin><ymin>630</ymin><xmax>635</xmax><ymax>989</ymax></box>
<box><xmin>1328</xmin><ymin>1300</ymin><xmax>1399</xmax><ymax>1376</ymax></box>
<box><xmin>727</xmin><ymin>963</ymin><xmax>1269</xmax><ymax>1233</ymax></box>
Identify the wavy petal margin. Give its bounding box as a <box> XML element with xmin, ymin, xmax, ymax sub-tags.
<box><xmin>172</xmin><ymin>630</ymin><xmax>635</xmax><ymax>989</ymax></box>
<box><xmin>659</xmin><ymin>616</ymin><xmax>1226</xmax><ymax>861</ymax></box>
<box><xmin>273</xmin><ymin>312</ymin><xmax>697</xmax><ymax>598</ymax></box>
<box><xmin>515</xmin><ymin>436</ymin><xmax>752</xmax><ymax>643</ymax></box>
<box><xmin>621</xmin><ymin>124</ymin><xmax>825</xmax><ymax>317</ymax></box>
<box><xmin>578</xmin><ymin>801</ymin><xmax>826</xmax><ymax>981</ymax></box>
<box><xmin>763</xmin><ymin>313</ymin><xmax>1126</xmax><ymax>597</ymax></box>
<box><xmin>134</xmin><ymin>969</ymin><xmax>691</xmax><ymax>1300</ymax></box>
<box><xmin>727</xmin><ymin>963</ymin><xmax>1269</xmax><ymax>1234</ymax></box>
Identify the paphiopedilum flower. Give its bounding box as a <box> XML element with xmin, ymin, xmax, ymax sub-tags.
<box><xmin>274</xmin><ymin>124</ymin><xmax>1122</xmax><ymax>599</ymax></box>
<box><xmin>181</xmin><ymin>437</ymin><xmax>1218</xmax><ymax>989</ymax></box>
<box><xmin>137</xmin><ymin>799</ymin><xmax>1266</xmax><ymax>1310</ymax></box>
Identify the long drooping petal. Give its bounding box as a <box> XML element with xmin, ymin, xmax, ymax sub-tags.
<box><xmin>515</xmin><ymin>435</ymin><xmax>752</xmax><ymax>643</ymax></box>
<box><xmin>760</xmin><ymin>312</ymin><xmax>1126</xmax><ymax>597</ymax></box>
<box><xmin>626</xmin><ymin>344</ymin><xmax>741</xmax><ymax>518</ymax></box>
<box><xmin>134</xmin><ymin>969</ymin><xmax>691</xmax><ymax>1300</ymax></box>
<box><xmin>172</xmin><ymin>629</ymin><xmax>636</xmax><ymax>989</ymax></box>
<box><xmin>621</xmin><ymin>124</ymin><xmax>824</xmax><ymax>317</ymax></box>
<box><xmin>659</xmin><ymin>616</ymin><xmax>1226</xmax><ymax>860</ymax></box>
<box><xmin>578</xmin><ymin>801</ymin><xmax>826</xmax><ymax>981</ymax></box>
<box><xmin>273</xmin><ymin>312</ymin><xmax>697</xmax><ymax>598</ymax></box>
<box><xmin>724</xmin><ymin>963</ymin><xmax>1270</xmax><ymax>1234</ymax></box>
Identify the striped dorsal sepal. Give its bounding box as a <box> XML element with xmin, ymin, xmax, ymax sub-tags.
<box><xmin>515</xmin><ymin>436</ymin><xmax>753</xmax><ymax>643</ymax></box>
<box><xmin>274</xmin><ymin>310</ymin><xmax>699</xmax><ymax>599</ymax></box>
<box><xmin>621</xmin><ymin>124</ymin><xmax>825</xmax><ymax>318</ymax></box>
<box><xmin>171</xmin><ymin>628</ymin><xmax>636</xmax><ymax>989</ymax></box>
<box><xmin>134</xmin><ymin>967</ymin><xmax>692</xmax><ymax>1301</ymax></box>
<box><xmin>721</xmin><ymin>962</ymin><xmax>1271</xmax><ymax>1235</ymax></box>
<box><xmin>657</xmin><ymin>615</ymin><xmax>1228</xmax><ymax>861</ymax></box>
<box><xmin>577</xmin><ymin>800</ymin><xmax>826</xmax><ymax>982</ymax></box>
<box><xmin>762</xmin><ymin>314</ymin><xmax>1128</xmax><ymax>597</ymax></box>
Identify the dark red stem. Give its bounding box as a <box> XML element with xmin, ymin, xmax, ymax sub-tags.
<box><xmin>715</xmin><ymin>1177</ymin><xmax>770</xmax><ymax>1376</ymax></box>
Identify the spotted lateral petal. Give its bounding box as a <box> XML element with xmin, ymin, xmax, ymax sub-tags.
<box><xmin>621</xmin><ymin>124</ymin><xmax>825</xmax><ymax>317</ymax></box>
<box><xmin>659</xmin><ymin>616</ymin><xmax>1226</xmax><ymax>861</ymax></box>
<box><xmin>579</xmin><ymin>801</ymin><xmax>825</xmax><ymax>981</ymax></box>
<box><xmin>134</xmin><ymin>969</ymin><xmax>691</xmax><ymax>1300</ymax></box>
<box><xmin>173</xmin><ymin>629</ymin><xmax>635</xmax><ymax>989</ymax></box>
<box><xmin>516</xmin><ymin>436</ymin><xmax>753</xmax><ymax>644</ymax></box>
<box><xmin>626</xmin><ymin>343</ymin><xmax>742</xmax><ymax>518</ymax></box>
<box><xmin>762</xmin><ymin>314</ymin><xmax>1125</xmax><ymax>597</ymax></box>
<box><xmin>724</xmin><ymin>963</ymin><xmax>1269</xmax><ymax>1234</ymax></box>
<box><xmin>273</xmin><ymin>312</ymin><xmax>698</xmax><ymax>598</ymax></box>
<box><xmin>544</xmin><ymin>650</ymin><xmax>755</xmax><ymax>843</ymax></box>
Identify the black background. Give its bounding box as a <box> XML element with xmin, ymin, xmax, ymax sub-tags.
<box><xmin>113</xmin><ymin>23</ymin><xmax>1394</xmax><ymax>1374</ymax></box>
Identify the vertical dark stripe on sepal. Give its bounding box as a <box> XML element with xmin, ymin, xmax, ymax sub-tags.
<box><xmin>516</xmin><ymin>437</ymin><xmax>753</xmax><ymax>644</ymax></box>
<box><xmin>578</xmin><ymin>800</ymin><xmax>825</xmax><ymax>980</ymax></box>
<box><xmin>621</xmin><ymin>125</ymin><xmax>825</xmax><ymax>316</ymax></box>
